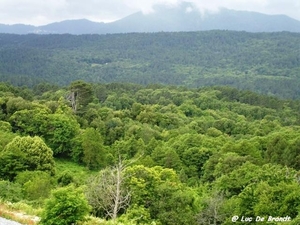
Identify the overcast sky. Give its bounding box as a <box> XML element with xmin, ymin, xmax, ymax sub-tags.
<box><xmin>1</xmin><ymin>0</ymin><xmax>300</xmax><ymax>26</ymax></box>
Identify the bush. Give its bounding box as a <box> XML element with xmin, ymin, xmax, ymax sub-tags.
<box><xmin>40</xmin><ymin>185</ymin><xmax>91</xmax><ymax>225</ymax></box>
<box><xmin>57</xmin><ymin>171</ymin><xmax>75</xmax><ymax>186</ymax></box>
<box><xmin>0</xmin><ymin>136</ymin><xmax>55</xmax><ymax>180</ymax></box>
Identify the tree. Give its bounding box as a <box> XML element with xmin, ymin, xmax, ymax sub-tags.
<box><xmin>81</xmin><ymin>128</ymin><xmax>107</xmax><ymax>170</ymax></box>
<box><xmin>151</xmin><ymin>146</ymin><xmax>182</xmax><ymax>172</ymax></box>
<box><xmin>9</xmin><ymin>108</ymin><xmax>49</xmax><ymax>135</ymax></box>
<box><xmin>0</xmin><ymin>147</ymin><xmax>27</xmax><ymax>181</ymax></box>
<box><xmin>85</xmin><ymin>158</ymin><xmax>131</xmax><ymax>220</ymax></box>
<box><xmin>197</xmin><ymin>191</ymin><xmax>226</xmax><ymax>225</ymax></box>
<box><xmin>40</xmin><ymin>185</ymin><xmax>90</xmax><ymax>225</ymax></box>
<box><xmin>0</xmin><ymin>136</ymin><xmax>55</xmax><ymax>180</ymax></box>
<box><xmin>283</xmin><ymin>137</ymin><xmax>300</xmax><ymax>169</ymax></box>
<box><xmin>234</xmin><ymin>180</ymin><xmax>300</xmax><ymax>221</ymax></box>
<box><xmin>5</xmin><ymin>96</ymin><xmax>32</xmax><ymax>116</ymax></box>
<box><xmin>181</xmin><ymin>147</ymin><xmax>212</xmax><ymax>181</ymax></box>
<box><xmin>0</xmin><ymin>129</ymin><xmax>16</xmax><ymax>150</ymax></box>
<box><xmin>41</xmin><ymin>113</ymin><xmax>80</xmax><ymax>156</ymax></box>
<box><xmin>265</xmin><ymin>134</ymin><xmax>288</xmax><ymax>164</ymax></box>
<box><xmin>68</xmin><ymin>80</ymin><xmax>93</xmax><ymax>113</ymax></box>
<box><xmin>125</xmin><ymin>165</ymin><xmax>199</xmax><ymax>225</ymax></box>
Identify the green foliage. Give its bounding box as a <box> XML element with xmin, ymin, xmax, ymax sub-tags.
<box><xmin>41</xmin><ymin>113</ymin><xmax>80</xmax><ymax>156</ymax></box>
<box><xmin>69</xmin><ymin>80</ymin><xmax>94</xmax><ymax>113</ymax></box>
<box><xmin>0</xmin><ymin>129</ymin><xmax>16</xmax><ymax>150</ymax></box>
<box><xmin>1</xmin><ymin>32</ymin><xmax>300</xmax><ymax>99</ymax></box>
<box><xmin>54</xmin><ymin>159</ymin><xmax>92</xmax><ymax>185</ymax></box>
<box><xmin>9</xmin><ymin>107</ymin><xmax>49</xmax><ymax>135</ymax></box>
<box><xmin>81</xmin><ymin>128</ymin><xmax>107</xmax><ymax>170</ymax></box>
<box><xmin>57</xmin><ymin>171</ymin><xmax>75</xmax><ymax>186</ymax></box>
<box><xmin>214</xmin><ymin>162</ymin><xmax>298</xmax><ymax>198</ymax></box>
<box><xmin>1</xmin><ymin>80</ymin><xmax>300</xmax><ymax>224</ymax></box>
<box><xmin>0</xmin><ymin>146</ymin><xmax>28</xmax><ymax>180</ymax></box>
<box><xmin>0</xmin><ymin>180</ymin><xmax>23</xmax><ymax>202</ymax></box>
<box><xmin>40</xmin><ymin>185</ymin><xmax>91</xmax><ymax>225</ymax></box>
<box><xmin>119</xmin><ymin>204</ymin><xmax>153</xmax><ymax>224</ymax></box>
<box><xmin>0</xmin><ymin>120</ymin><xmax>12</xmax><ymax>132</ymax></box>
<box><xmin>15</xmin><ymin>171</ymin><xmax>54</xmax><ymax>201</ymax></box>
<box><xmin>0</xmin><ymin>136</ymin><xmax>55</xmax><ymax>180</ymax></box>
<box><xmin>125</xmin><ymin>165</ymin><xmax>199</xmax><ymax>224</ymax></box>
<box><xmin>6</xmin><ymin>96</ymin><xmax>32</xmax><ymax>116</ymax></box>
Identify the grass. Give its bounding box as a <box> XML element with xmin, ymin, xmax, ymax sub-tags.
<box><xmin>0</xmin><ymin>160</ymin><xmax>98</xmax><ymax>224</ymax></box>
<box><xmin>54</xmin><ymin>158</ymin><xmax>97</xmax><ymax>184</ymax></box>
<box><xmin>0</xmin><ymin>199</ymin><xmax>41</xmax><ymax>224</ymax></box>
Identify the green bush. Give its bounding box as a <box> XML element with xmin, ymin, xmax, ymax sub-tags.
<box><xmin>57</xmin><ymin>170</ymin><xmax>75</xmax><ymax>186</ymax></box>
<box><xmin>40</xmin><ymin>185</ymin><xmax>91</xmax><ymax>225</ymax></box>
<box><xmin>0</xmin><ymin>136</ymin><xmax>55</xmax><ymax>180</ymax></box>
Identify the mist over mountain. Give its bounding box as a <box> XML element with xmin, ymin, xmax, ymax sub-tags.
<box><xmin>1</xmin><ymin>2</ymin><xmax>300</xmax><ymax>34</ymax></box>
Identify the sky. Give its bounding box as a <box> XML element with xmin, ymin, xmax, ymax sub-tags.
<box><xmin>0</xmin><ymin>0</ymin><xmax>299</xmax><ymax>26</ymax></box>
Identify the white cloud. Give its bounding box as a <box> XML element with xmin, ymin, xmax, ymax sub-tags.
<box><xmin>0</xmin><ymin>0</ymin><xmax>299</xmax><ymax>26</ymax></box>
<box><xmin>185</xmin><ymin>6</ymin><xmax>193</xmax><ymax>13</ymax></box>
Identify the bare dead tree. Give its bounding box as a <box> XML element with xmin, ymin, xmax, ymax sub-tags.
<box><xmin>85</xmin><ymin>157</ymin><xmax>132</xmax><ymax>220</ymax></box>
<box><xmin>197</xmin><ymin>191</ymin><xmax>225</xmax><ymax>225</ymax></box>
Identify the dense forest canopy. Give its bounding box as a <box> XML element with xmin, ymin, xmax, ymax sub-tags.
<box><xmin>1</xmin><ymin>81</ymin><xmax>300</xmax><ymax>224</ymax></box>
<box><xmin>0</xmin><ymin>31</ymin><xmax>299</xmax><ymax>99</ymax></box>
<box><xmin>1</xmin><ymin>29</ymin><xmax>300</xmax><ymax>224</ymax></box>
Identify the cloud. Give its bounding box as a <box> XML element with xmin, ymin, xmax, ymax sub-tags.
<box><xmin>0</xmin><ymin>0</ymin><xmax>299</xmax><ymax>25</ymax></box>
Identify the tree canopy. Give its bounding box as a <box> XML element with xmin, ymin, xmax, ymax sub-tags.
<box><xmin>0</xmin><ymin>31</ymin><xmax>299</xmax><ymax>99</ymax></box>
<box><xmin>0</xmin><ymin>81</ymin><xmax>300</xmax><ymax>224</ymax></box>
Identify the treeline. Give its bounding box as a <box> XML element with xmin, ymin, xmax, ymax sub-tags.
<box><xmin>0</xmin><ymin>31</ymin><xmax>299</xmax><ymax>99</ymax></box>
<box><xmin>0</xmin><ymin>81</ymin><xmax>300</xmax><ymax>224</ymax></box>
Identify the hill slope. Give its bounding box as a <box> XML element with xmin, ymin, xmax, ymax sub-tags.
<box><xmin>0</xmin><ymin>31</ymin><xmax>299</xmax><ymax>99</ymax></box>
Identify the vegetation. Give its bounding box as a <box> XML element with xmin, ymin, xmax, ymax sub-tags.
<box><xmin>40</xmin><ymin>185</ymin><xmax>90</xmax><ymax>225</ymax></box>
<box><xmin>0</xmin><ymin>31</ymin><xmax>300</xmax><ymax>99</ymax></box>
<box><xmin>0</xmin><ymin>136</ymin><xmax>55</xmax><ymax>181</ymax></box>
<box><xmin>0</xmin><ymin>80</ymin><xmax>300</xmax><ymax>224</ymax></box>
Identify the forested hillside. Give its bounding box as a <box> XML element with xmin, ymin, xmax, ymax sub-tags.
<box><xmin>0</xmin><ymin>31</ymin><xmax>299</xmax><ymax>99</ymax></box>
<box><xmin>1</xmin><ymin>81</ymin><xmax>300</xmax><ymax>224</ymax></box>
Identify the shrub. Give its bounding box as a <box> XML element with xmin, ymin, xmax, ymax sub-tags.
<box><xmin>40</xmin><ymin>185</ymin><xmax>91</xmax><ymax>225</ymax></box>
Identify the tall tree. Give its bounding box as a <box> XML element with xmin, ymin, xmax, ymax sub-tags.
<box><xmin>68</xmin><ymin>80</ymin><xmax>93</xmax><ymax>113</ymax></box>
<box><xmin>81</xmin><ymin>128</ymin><xmax>107</xmax><ymax>170</ymax></box>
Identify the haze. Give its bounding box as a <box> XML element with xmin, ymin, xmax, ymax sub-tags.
<box><xmin>0</xmin><ymin>0</ymin><xmax>299</xmax><ymax>26</ymax></box>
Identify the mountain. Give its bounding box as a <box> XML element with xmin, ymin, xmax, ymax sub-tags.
<box><xmin>0</xmin><ymin>23</ymin><xmax>36</xmax><ymax>34</ymax></box>
<box><xmin>108</xmin><ymin>3</ymin><xmax>300</xmax><ymax>33</ymax></box>
<box><xmin>39</xmin><ymin>19</ymin><xmax>106</xmax><ymax>35</ymax></box>
<box><xmin>0</xmin><ymin>2</ymin><xmax>300</xmax><ymax>34</ymax></box>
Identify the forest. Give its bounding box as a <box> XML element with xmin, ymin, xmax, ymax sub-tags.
<box><xmin>0</xmin><ymin>80</ymin><xmax>300</xmax><ymax>224</ymax></box>
<box><xmin>0</xmin><ymin>31</ymin><xmax>299</xmax><ymax>99</ymax></box>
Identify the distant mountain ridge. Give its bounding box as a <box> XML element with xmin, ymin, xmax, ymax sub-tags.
<box><xmin>1</xmin><ymin>2</ymin><xmax>300</xmax><ymax>34</ymax></box>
